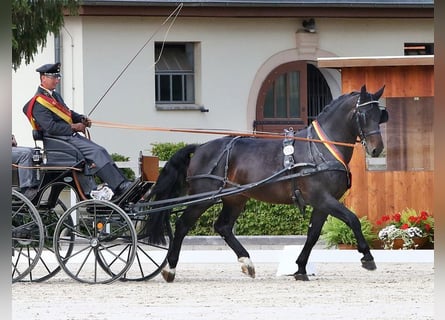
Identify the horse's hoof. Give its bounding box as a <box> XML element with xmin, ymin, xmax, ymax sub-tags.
<box><xmin>238</xmin><ymin>257</ymin><xmax>255</xmax><ymax>278</ymax></box>
<box><xmin>361</xmin><ymin>258</ymin><xmax>377</xmax><ymax>271</ymax></box>
<box><xmin>161</xmin><ymin>267</ymin><xmax>176</xmax><ymax>282</ymax></box>
<box><xmin>294</xmin><ymin>273</ymin><xmax>310</xmax><ymax>281</ymax></box>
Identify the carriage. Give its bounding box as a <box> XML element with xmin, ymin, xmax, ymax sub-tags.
<box><xmin>11</xmin><ymin>131</ymin><xmax>174</xmax><ymax>284</ymax></box>
<box><xmin>12</xmin><ymin>85</ymin><xmax>388</xmax><ymax>284</ymax></box>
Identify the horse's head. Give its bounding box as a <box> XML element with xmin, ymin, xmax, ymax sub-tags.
<box><xmin>354</xmin><ymin>85</ymin><xmax>388</xmax><ymax>157</ymax></box>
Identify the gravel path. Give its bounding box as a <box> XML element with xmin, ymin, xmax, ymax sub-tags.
<box><xmin>12</xmin><ymin>260</ymin><xmax>434</xmax><ymax>320</ymax></box>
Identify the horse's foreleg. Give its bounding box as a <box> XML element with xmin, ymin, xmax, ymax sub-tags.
<box><xmin>294</xmin><ymin>210</ymin><xmax>328</xmax><ymax>281</ymax></box>
<box><xmin>214</xmin><ymin>201</ymin><xmax>255</xmax><ymax>278</ymax></box>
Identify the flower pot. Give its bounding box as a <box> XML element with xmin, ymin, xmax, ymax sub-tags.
<box><xmin>371</xmin><ymin>239</ymin><xmax>384</xmax><ymax>249</ymax></box>
<box><xmin>389</xmin><ymin>237</ymin><xmax>428</xmax><ymax>249</ymax></box>
<box><xmin>337</xmin><ymin>243</ymin><xmax>357</xmax><ymax>250</ymax></box>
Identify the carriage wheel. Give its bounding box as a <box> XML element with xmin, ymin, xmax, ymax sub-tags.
<box><xmin>21</xmin><ymin>196</ymin><xmax>75</xmax><ymax>282</ymax></box>
<box><xmin>12</xmin><ymin>189</ymin><xmax>44</xmax><ymax>283</ymax></box>
<box><xmin>17</xmin><ymin>183</ymin><xmax>76</xmax><ymax>282</ymax></box>
<box><xmin>118</xmin><ymin>213</ymin><xmax>172</xmax><ymax>281</ymax></box>
<box><xmin>53</xmin><ymin>199</ymin><xmax>137</xmax><ymax>284</ymax></box>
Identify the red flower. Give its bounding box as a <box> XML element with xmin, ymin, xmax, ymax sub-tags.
<box><xmin>377</xmin><ymin>209</ymin><xmax>434</xmax><ymax>240</ymax></box>
<box><xmin>408</xmin><ymin>216</ymin><xmax>417</xmax><ymax>223</ymax></box>
<box><xmin>420</xmin><ymin>211</ymin><xmax>429</xmax><ymax>220</ymax></box>
<box><xmin>392</xmin><ymin>213</ymin><xmax>401</xmax><ymax>222</ymax></box>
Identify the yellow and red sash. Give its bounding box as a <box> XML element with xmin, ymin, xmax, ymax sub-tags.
<box><xmin>312</xmin><ymin>120</ymin><xmax>348</xmax><ymax>172</ymax></box>
<box><xmin>312</xmin><ymin>119</ymin><xmax>352</xmax><ymax>194</ymax></box>
<box><xmin>26</xmin><ymin>94</ymin><xmax>72</xmax><ymax>130</ymax></box>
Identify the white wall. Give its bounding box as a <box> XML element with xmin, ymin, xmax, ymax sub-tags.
<box><xmin>76</xmin><ymin>17</ymin><xmax>303</xmax><ymax>159</ymax></box>
<box><xmin>319</xmin><ymin>18</ymin><xmax>433</xmax><ymax>56</ymax></box>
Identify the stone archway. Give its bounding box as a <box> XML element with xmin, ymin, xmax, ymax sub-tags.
<box><xmin>246</xmin><ymin>32</ymin><xmax>341</xmax><ymax>130</ymax></box>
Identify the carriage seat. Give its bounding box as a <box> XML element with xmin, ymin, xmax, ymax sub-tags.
<box><xmin>32</xmin><ymin>130</ymin><xmax>87</xmax><ymax>168</ymax></box>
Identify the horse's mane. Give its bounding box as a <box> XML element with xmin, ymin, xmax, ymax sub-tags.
<box><xmin>316</xmin><ymin>91</ymin><xmax>359</xmax><ymax>120</ymax></box>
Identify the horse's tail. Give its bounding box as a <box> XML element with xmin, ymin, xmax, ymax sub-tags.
<box><xmin>143</xmin><ymin>144</ymin><xmax>198</xmax><ymax>245</ymax></box>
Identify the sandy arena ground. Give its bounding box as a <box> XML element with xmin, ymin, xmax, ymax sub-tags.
<box><xmin>12</xmin><ymin>255</ymin><xmax>434</xmax><ymax>320</ymax></box>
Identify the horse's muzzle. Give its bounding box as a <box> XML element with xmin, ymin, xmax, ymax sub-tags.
<box><xmin>365</xmin><ymin>133</ymin><xmax>384</xmax><ymax>157</ymax></box>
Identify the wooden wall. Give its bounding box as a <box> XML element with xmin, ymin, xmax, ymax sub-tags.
<box><xmin>341</xmin><ymin>65</ymin><xmax>434</xmax><ymax>97</ymax></box>
<box><xmin>345</xmin><ymin>145</ymin><xmax>433</xmax><ymax>223</ymax></box>
<box><xmin>340</xmin><ymin>65</ymin><xmax>434</xmax><ymax>223</ymax></box>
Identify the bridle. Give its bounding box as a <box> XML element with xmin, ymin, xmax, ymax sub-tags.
<box><xmin>354</xmin><ymin>96</ymin><xmax>388</xmax><ymax>146</ymax></box>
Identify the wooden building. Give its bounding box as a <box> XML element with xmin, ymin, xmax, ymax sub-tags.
<box><xmin>318</xmin><ymin>55</ymin><xmax>434</xmax><ymax>223</ymax></box>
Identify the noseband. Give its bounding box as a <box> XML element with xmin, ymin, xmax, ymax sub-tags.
<box><xmin>354</xmin><ymin>97</ymin><xmax>387</xmax><ymax>146</ymax></box>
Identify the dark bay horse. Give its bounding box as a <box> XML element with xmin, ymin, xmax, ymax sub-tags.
<box><xmin>147</xmin><ymin>85</ymin><xmax>388</xmax><ymax>282</ymax></box>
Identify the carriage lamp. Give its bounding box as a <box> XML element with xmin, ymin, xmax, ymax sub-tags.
<box><xmin>96</xmin><ymin>221</ymin><xmax>104</xmax><ymax>231</ymax></box>
<box><xmin>302</xmin><ymin>18</ymin><xmax>316</xmax><ymax>33</ymax></box>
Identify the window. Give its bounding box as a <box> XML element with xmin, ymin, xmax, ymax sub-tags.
<box><xmin>155</xmin><ymin>43</ymin><xmax>195</xmax><ymax>104</ymax></box>
<box><xmin>255</xmin><ymin>61</ymin><xmax>332</xmax><ymax>133</ymax></box>
<box><xmin>255</xmin><ymin>61</ymin><xmax>307</xmax><ymax>133</ymax></box>
<box><xmin>263</xmin><ymin>71</ymin><xmax>301</xmax><ymax>119</ymax></box>
<box><xmin>366</xmin><ymin>97</ymin><xmax>434</xmax><ymax>171</ymax></box>
<box><xmin>404</xmin><ymin>43</ymin><xmax>434</xmax><ymax>55</ymax></box>
<box><xmin>307</xmin><ymin>64</ymin><xmax>332</xmax><ymax>124</ymax></box>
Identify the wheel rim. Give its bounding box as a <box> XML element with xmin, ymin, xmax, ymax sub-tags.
<box><xmin>53</xmin><ymin>199</ymin><xmax>137</xmax><ymax>284</ymax></box>
<box><xmin>119</xmin><ymin>215</ymin><xmax>172</xmax><ymax>281</ymax></box>
<box><xmin>28</xmin><ymin>199</ymin><xmax>75</xmax><ymax>282</ymax></box>
<box><xmin>17</xmin><ymin>184</ymin><xmax>77</xmax><ymax>282</ymax></box>
<box><xmin>12</xmin><ymin>189</ymin><xmax>44</xmax><ymax>283</ymax></box>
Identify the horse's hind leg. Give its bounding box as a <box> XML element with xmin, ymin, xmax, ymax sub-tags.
<box><xmin>162</xmin><ymin>204</ymin><xmax>210</xmax><ymax>282</ymax></box>
<box><xmin>214</xmin><ymin>199</ymin><xmax>255</xmax><ymax>278</ymax></box>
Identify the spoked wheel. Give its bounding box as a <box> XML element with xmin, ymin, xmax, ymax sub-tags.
<box><xmin>22</xmin><ymin>194</ymin><xmax>74</xmax><ymax>282</ymax></box>
<box><xmin>53</xmin><ymin>199</ymin><xmax>137</xmax><ymax>284</ymax></box>
<box><xmin>12</xmin><ymin>189</ymin><xmax>44</xmax><ymax>283</ymax></box>
<box><xmin>119</xmin><ymin>213</ymin><xmax>172</xmax><ymax>281</ymax></box>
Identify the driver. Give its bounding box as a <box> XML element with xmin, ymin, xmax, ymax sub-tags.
<box><xmin>22</xmin><ymin>62</ymin><xmax>132</xmax><ymax>198</ymax></box>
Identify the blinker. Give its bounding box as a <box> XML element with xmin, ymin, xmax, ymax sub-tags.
<box><xmin>379</xmin><ymin>108</ymin><xmax>389</xmax><ymax>124</ymax></box>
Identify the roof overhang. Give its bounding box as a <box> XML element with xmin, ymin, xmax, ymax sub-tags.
<box><xmin>317</xmin><ymin>55</ymin><xmax>434</xmax><ymax>68</ymax></box>
<box><xmin>77</xmin><ymin>1</ymin><xmax>434</xmax><ymax>18</ymax></box>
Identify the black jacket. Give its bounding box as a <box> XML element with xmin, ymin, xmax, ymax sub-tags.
<box><xmin>23</xmin><ymin>86</ymin><xmax>85</xmax><ymax>136</ymax></box>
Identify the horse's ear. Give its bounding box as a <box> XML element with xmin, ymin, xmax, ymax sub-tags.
<box><xmin>373</xmin><ymin>85</ymin><xmax>385</xmax><ymax>100</ymax></box>
<box><xmin>360</xmin><ymin>85</ymin><xmax>367</xmax><ymax>100</ymax></box>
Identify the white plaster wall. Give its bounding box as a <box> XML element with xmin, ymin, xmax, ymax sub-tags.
<box><xmin>318</xmin><ymin>18</ymin><xmax>434</xmax><ymax>56</ymax></box>
<box><xmin>59</xmin><ymin>17</ymin><xmax>84</xmax><ymax>119</ymax></box>
<box><xmin>76</xmin><ymin>17</ymin><xmax>302</xmax><ymax>159</ymax></box>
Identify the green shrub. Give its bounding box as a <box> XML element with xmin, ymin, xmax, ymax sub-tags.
<box><xmin>171</xmin><ymin>200</ymin><xmax>312</xmax><ymax>236</ymax></box>
<box><xmin>111</xmin><ymin>153</ymin><xmax>136</xmax><ymax>181</ymax></box>
<box><xmin>321</xmin><ymin>215</ymin><xmax>377</xmax><ymax>248</ymax></box>
<box><xmin>151</xmin><ymin>142</ymin><xmax>188</xmax><ymax>161</ymax></box>
<box><xmin>236</xmin><ymin>201</ymin><xmax>311</xmax><ymax>235</ymax></box>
